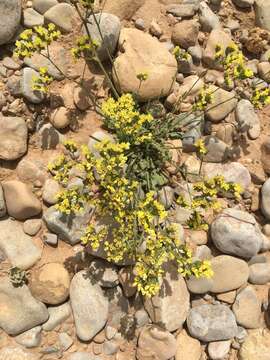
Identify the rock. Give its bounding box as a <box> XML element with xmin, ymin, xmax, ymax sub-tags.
<box><xmin>0</xmin><ymin>0</ymin><xmax>21</xmax><ymax>45</ymax></box>
<box><xmin>261</xmin><ymin>178</ymin><xmax>270</xmax><ymax>220</ymax></box>
<box><xmin>203</xmin><ymin>30</ymin><xmax>232</xmax><ymax>69</ymax></box>
<box><xmin>236</xmin><ymin>99</ymin><xmax>260</xmax><ymax>139</ymax></box>
<box><xmin>88</xmin><ymin>130</ymin><xmax>115</xmax><ymax>158</ymax></box>
<box><xmin>233</xmin><ymin>0</ymin><xmax>254</xmax><ymax>7</ymax></box>
<box><xmin>70</xmin><ymin>270</ymin><xmax>109</xmax><ymax>341</ymax></box>
<box><xmin>188</xmin><ymin>45</ymin><xmax>203</xmax><ymax>63</ymax></box>
<box><xmin>43</xmin><ymin>205</ymin><xmax>93</xmax><ymax>245</ymax></box>
<box><xmin>135</xmin><ymin>18</ymin><xmax>145</xmax><ymax>30</ymax></box>
<box><xmin>144</xmin><ymin>262</ymin><xmax>190</xmax><ymax>332</ymax></box>
<box><xmin>33</xmin><ymin>0</ymin><xmax>58</xmax><ymax>14</ymax></box>
<box><xmin>3</xmin><ymin>180</ymin><xmax>41</xmax><ymax>220</ymax></box>
<box><xmin>23</xmin><ymin>8</ymin><xmax>44</xmax><ymax>27</ymax></box>
<box><xmin>205</xmin><ymin>86</ymin><xmax>237</xmax><ymax>122</ymax></box>
<box><xmin>30</xmin><ymin>263</ymin><xmax>70</xmax><ymax>305</ymax></box>
<box><xmin>258</xmin><ymin>62</ymin><xmax>270</xmax><ymax>83</ymax></box>
<box><xmin>105</xmin><ymin>286</ymin><xmax>128</xmax><ymax>328</ymax></box>
<box><xmin>103</xmin><ymin>340</ymin><xmax>119</xmax><ymax>355</ymax></box>
<box><xmin>17</xmin><ymin>157</ymin><xmax>47</xmax><ymax>185</ymax></box>
<box><xmin>89</xmin><ymin>259</ymin><xmax>119</xmax><ymax>288</ymax></box>
<box><xmin>182</xmin><ymin>113</ymin><xmax>205</xmax><ymax>151</ymax></box>
<box><xmin>44</xmin><ymin>3</ymin><xmax>77</xmax><ymax>33</ymax></box>
<box><xmin>85</xmin><ymin>13</ymin><xmax>121</xmax><ymax>62</ymax></box>
<box><xmin>203</xmin><ymin>136</ymin><xmax>229</xmax><ymax>163</ymax></box>
<box><xmin>38</xmin><ymin>123</ymin><xmax>64</xmax><ymax>150</ymax></box>
<box><xmin>158</xmin><ymin>186</ymin><xmax>175</xmax><ymax>209</ymax></box>
<box><xmin>211</xmin><ymin>208</ymin><xmax>263</xmax><ymax>259</ymax></box>
<box><xmin>135</xmin><ymin>309</ymin><xmax>150</xmax><ymax>328</ymax></box>
<box><xmin>43</xmin><ymin>232</ymin><xmax>58</xmax><ymax>246</ymax></box>
<box><xmin>166</xmin><ymin>4</ymin><xmax>196</xmax><ymax>17</ymax></box>
<box><xmin>0</xmin><ymin>277</ymin><xmax>48</xmax><ymax>335</ymax></box>
<box><xmin>208</xmin><ymin>340</ymin><xmax>231</xmax><ymax>360</ymax></box>
<box><xmin>176</xmin><ymin>329</ymin><xmax>201</xmax><ymax>360</ymax></box>
<box><xmin>149</xmin><ymin>20</ymin><xmax>163</xmax><ymax>38</ymax></box>
<box><xmin>255</xmin><ymin>0</ymin><xmax>270</xmax><ymax>32</ymax></box>
<box><xmin>15</xmin><ymin>326</ymin><xmax>42</xmax><ymax>348</ymax></box>
<box><xmin>0</xmin><ymin>184</ymin><xmax>6</xmax><ymax>218</ymax></box>
<box><xmin>3</xmin><ymin>57</ymin><xmax>21</xmax><ymax>70</ymax></box>
<box><xmin>42</xmin><ymin>178</ymin><xmax>61</xmax><ymax>205</ymax></box>
<box><xmin>249</xmin><ymin>263</ymin><xmax>270</xmax><ymax>284</ymax></box>
<box><xmin>239</xmin><ymin>329</ymin><xmax>270</xmax><ymax>360</ymax></box>
<box><xmin>103</xmin><ymin>0</ymin><xmax>145</xmax><ymax>20</ymax></box>
<box><xmin>187</xmin><ymin>304</ymin><xmax>238</xmax><ymax>342</ymax></box>
<box><xmin>73</xmin><ymin>86</ymin><xmax>91</xmax><ymax>111</ymax></box>
<box><xmin>216</xmin><ymin>290</ymin><xmax>236</xmax><ymax>304</ymax></box>
<box><xmin>0</xmin><ymin>347</ymin><xmax>38</xmax><ymax>360</ymax></box>
<box><xmin>195</xmin><ymin>245</ymin><xmax>212</xmax><ymax>260</ymax></box>
<box><xmin>23</xmin><ymin>219</ymin><xmax>42</xmax><ymax>236</ymax></box>
<box><xmin>232</xmin><ymin>286</ymin><xmax>261</xmax><ymax>329</ymax></box>
<box><xmin>113</xmin><ymin>28</ymin><xmax>177</xmax><ymax>101</ymax></box>
<box><xmin>136</xmin><ymin>325</ymin><xmax>177</xmax><ymax>360</ymax></box>
<box><xmin>177</xmin><ymin>75</ymin><xmax>204</xmax><ymax>99</ymax></box>
<box><xmin>0</xmin><ymin>218</ymin><xmax>41</xmax><ymax>269</ymax></box>
<box><xmin>68</xmin><ymin>353</ymin><xmax>97</xmax><ymax>360</ymax></box>
<box><xmin>21</xmin><ymin>68</ymin><xmax>45</xmax><ymax>104</ymax></box>
<box><xmin>0</xmin><ymin>116</ymin><xmax>28</xmax><ymax>160</ymax></box>
<box><xmin>118</xmin><ymin>267</ymin><xmax>136</xmax><ymax>297</ymax></box>
<box><xmin>199</xmin><ymin>2</ymin><xmax>221</xmax><ymax>32</ymax></box>
<box><xmin>50</xmin><ymin>107</ymin><xmax>71</xmax><ymax>129</ymax></box>
<box><xmin>261</xmin><ymin>139</ymin><xmax>270</xmax><ymax>175</ymax></box>
<box><xmin>42</xmin><ymin>302</ymin><xmax>71</xmax><ymax>331</ymax></box>
<box><xmin>59</xmin><ymin>332</ymin><xmax>73</xmax><ymax>351</ymax></box>
<box><xmin>172</xmin><ymin>20</ymin><xmax>199</xmax><ymax>49</ymax></box>
<box><xmin>187</xmin><ymin>275</ymin><xmax>213</xmax><ymax>294</ymax></box>
<box><xmin>202</xmin><ymin>162</ymin><xmax>251</xmax><ymax>190</ymax></box>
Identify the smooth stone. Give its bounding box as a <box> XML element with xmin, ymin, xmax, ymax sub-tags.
<box><xmin>0</xmin><ymin>347</ymin><xmax>38</xmax><ymax>360</ymax></box>
<box><xmin>0</xmin><ymin>116</ymin><xmax>28</xmax><ymax>160</ymax></box>
<box><xmin>0</xmin><ymin>277</ymin><xmax>48</xmax><ymax>335</ymax></box>
<box><xmin>0</xmin><ymin>218</ymin><xmax>41</xmax><ymax>269</ymax></box>
<box><xmin>103</xmin><ymin>0</ymin><xmax>145</xmax><ymax>20</ymax></box>
<box><xmin>88</xmin><ymin>130</ymin><xmax>115</xmax><ymax>158</ymax></box>
<box><xmin>261</xmin><ymin>178</ymin><xmax>270</xmax><ymax>220</ymax></box>
<box><xmin>17</xmin><ymin>157</ymin><xmax>47</xmax><ymax>185</ymax></box>
<box><xmin>23</xmin><ymin>8</ymin><xmax>44</xmax><ymax>27</ymax></box>
<box><xmin>203</xmin><ymin>30</ymin><xmax>232</xmax><ymax>69</ymax></box>
<box><xmin>199</xmin><ymin>1</ymin><xmax>221</xmax><ymax>32</ymax></box>
<box><xmin>89</xmin><ymin>259</ymin><xmax>119</xmax><ymax>288</ymax></box>
<box><xmin>50</xmin><ymin>107</ymin><xmax>71</xmax><ymax>129</ymax></box>
<box><xmin>70</xmin><ymin>270</ymin><xmax>109</xmax><ymax>341</ymax></box>
<box><xmin>239</xmin><ymin>329</ymin><xmax>270</xmax><ymax>360</ymax></box>
<box><xmin>33</xmin><ymin>0</ymin><xmax>58</xmax><ymax>14</ymax></box>
<box><xmin>203</xmin><ymin>136</ymin><xmax>229</xmax><ymax>163</ymax></box>
<box><xmin>23</xmin><ymin>219</ymin><xmax>42</xmax><ymax>236</ymax></box>
<box><xmin>59</xmin><ymin>332</ymin><xmax>73</xmax><ymax>351</ymax></box>
<box><xmin>255</xmin><ymin>0</ymin><xmax>270</xmax><ymax>32</ymax></box>
<box><xmin>216</xmin><ymin>290</ymin><xmax>236</xmax><ymax>304</ymax></box>
<box><xmin>166</xmin><ymin>4</ymin><xmax>196</xmax><ymax>17</ymax></box>
<box><xmin>205</xmin><ymin>86</ymin><xmax>237</xmax><ymax>122</ymax></box>
<box><xmin>208</xmin><ymin>340</ymin><xmax>231</xmax><ymax>360</ymax></box>
<box><xmin>135</xmin><ymin>309</ymin><xmax>150</xmax><ymax>328</ymax></box>
<box><xmin>42</xmin><ymin>178</ymin><xmax>61</xmax><ymax>205</ymax></box>
<box><xmin>248</xmin><ymin>263</ymin><xmax>270</xmax><ymax>284</ymax></box>
<box><xmin>21</xmin><ymin>68</ymin><xmax>45</xmax><ymax>104</ymax></box>
<box><xmin>172</xmin><ymin>20</ymin><xmax>199</xmax><ymax>49</ymax></box>
<box><xmin>42</xmin><ymin>302</ymin><xmax>71</xmax><ymax>331</ymax></box>
<box><xmin>0</xmin><ymin>0</ymin><xmax>21</xmax><ymax>45</ymax></box>
<box><xmin>38</xmin><ymin>123</ymin><xmax>64</xmax><ymax>150</ymax></box>
<box><xmin>175</xmin><ymin>329</ymin><xmax>201</xmax><ymax>360</ymax></box>
<box><xmin>15</xmin><ymin>326</ymin><xmax>42</xmax><ymax>348</ymax></box>
<box><xmin>105</xmin><ymin>286</ymin><xmax>128</xmax><ymax>328</ymax></box>
<box><xmin>236</xmin><ymin>99</ymin><xmax>260</xmax><ymax>138</ymax></box>
<box><xmin>44</xmin><ymin>3</ymin><xmax>77</xmax><ymax>33</ymax></box>
<box><xmin>43</xmin><ymin>232</ymin><xmax>58</xmax><ymax>246</ymax></box>
<box><xmin>187</xmin><ymin>304</ymin><xmax>238</xmax><ymax>342</ymax></box>
<box><xmin>2</xmin><ymin>57</ymin><xmax>21</xmax><ymax>70</ymax></box>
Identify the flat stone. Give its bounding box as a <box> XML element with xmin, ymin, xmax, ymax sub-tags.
<box><xmin>205</xmin><ymin>86</ymin><xmax>237</xmax><ymax>122</ymax></box>
<box><xmin>0</xmin><ymin>0</ymin><xmax>21</xmax><ymax>45</ymax></box>
<box><xmin>0</xmin><ymin>218</ymin><xmax>41</xmax><ymax>270</ymax></box>
<box><xmin>166</xmin><ymin>4</ymin><xmax>196</xmax><ymax>17</ymax></box>
<box><xmin>15</xmin><ymin>326</ymin><xmax>42</xmax><ymax>348</ymax></box>
<box><xmin>44</xmin><ymin>3</ymin><xmax>77</xmax><ymax>33</ymax></box>
<box><xmin>23</xmin><ymin>8</ymin><xmax>44</xmax><ymax>27</ymax></box>
<box><xmin>42</xmin><ymin>302</ymin><xmax>71</xmax><ymax>331</ymax></box>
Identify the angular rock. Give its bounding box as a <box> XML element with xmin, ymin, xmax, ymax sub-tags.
<box><xmin>42</xmin><ymin>302</ymin><xmax>71</xmax><ymax>331</ymax></box>
<box><xmin>70</xmin><ymin>270</ymin><xmax>109</xmax><ymax>341</ymax></box>
<box><xmin>33</xmin><ymin>0</ymin><xmax>58</xmax><ymax>14</ymax></box>
<box><xmin>21</xmin><ymin>68</ymin><xmax>45</xmax><ymax>104</ymax></box>
<box><xmin>211</xmin><ymin>208</ymin><xmax>263</xmax><ymax>259</ymax></box>
<box><xmin>239</xmin><ymin>329</ymin><xmax>270</xmax><ymax>360</ymax></box>
<box><xmin>172</xmin><ymin>20</ymin><xmax>199</xmax><ymax>49</ymax></box>
<box><xmin>0</xmin><ymin>347</ymin><xmax>38</xmax><ymax>360</ymax></box>
<box><xmin>15</xmin><ymin>326</ymin><xmax>42</xmax><ymax>348</ymax></box>
<box><xmin>176</xmin><ymin>329</ymin><xmax>201</xmax><ymax>360</ymax></box>
<box><xmin>103</xmin><ymin>0</ymin><xmax>145</xmax><ymax>20</ymax></box>
<box><xmin>0</xmin><ymin>218</ymin><xmax>41</xmax><ymax>269</ymax></box>
<box><xmin>0</xmin><ymin>277</ymin><xmax>48</xmax><ymax>335</ymax></box>
<box><xmin>0</xmin><ymin>0</ymin><xmax>21</xmax><ymax>45</ymax></box>
<box><xmin>144</xmin><ymin>262</ymin><xmax>190</xmax><ymax>332</ymax></box>
<box><xmin>255</xmin><ymin>0</ymin><xmax>270</xmax><ymax>32</ymax></box>
<box><xmin>249</xmin><ymin>262</ymin><xmax>270</xmax><ymax>285</ymax></box>
<box><xmin>232</xmin><ymin>286</ymin><xmax>261</xmax><ymax>329</ymax></box>
<box><xmin>205</xmin><ymin>86</ymin><xmax>237</xmax><ymax>122</ymax></box>
<box><xmin>187</xmin><ymin>304</ymin><xmax>238</xmax><ymax>342</ymax></box>
<box><xmin>44</xmin><ymin>3</ymin><xmax>77</xmax><ymax>33</ymax></box>
<box><xmin>3</xmin><ymin>180</ymin><xmax>42</xmax><ymax>220</ymax></box>
<box><xmin>113</xmin><ymin>28</ymin><xmax>177</xmax><ymax>101</ymax></box>
<box><xmin>0</xmin><ymin>116</ymin><xmax>28</xmax><ymax>161</ymax></box>
<box><xmin>85</xmin><ymin>12</ymin><xmax>121</xmax><ymax>62</ymax></box>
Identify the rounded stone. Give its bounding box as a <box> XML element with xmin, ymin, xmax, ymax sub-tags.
<box><xmin>50</xmin><ymin>107</ymin><xmax>71</xmax><ymax>129</ymax></box>
<box><xmin>0</xmin><ymin>0</ymin><xmax>21</xmax><ymax>45</ymax></box>
<box><xmin>248</xmin><ymin>263</ymin><xmax>270</xmax><ymax>285</ymax></box>
<box><xmin>23</xmin><ymin>219</ymin><xmax>42</xmax><ymax>236</ymax></box>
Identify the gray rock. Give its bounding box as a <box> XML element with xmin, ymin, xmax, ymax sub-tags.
<box><xmin>195</xmin><ymin>245</ymin><xmax>212</xmax><ymax>260</ymax></box>
<box><xmin>232</xmin><ymin>0</ymin><xmax>254</xmax><ymax>8</ymax></box>
<box><xmin>249</xmin><ymin>263</ymin><xmax>270</xmax><ymax>284</ymax></box>
<box><xmin>23</xmin><ymin>8</ymin><xmax>44</xmax><ymax>27</ymax></box>
<box><xmin>43</xmin><ymin>205</ymin><xmax>93</xmax><ymax>245</ymax></box>
<box><xmin>208</xmin><ymin>340</ymin><xmax>231</xmax><ymax>360</ymax></box>
<box><xmin>38</xmin><ymin>123</ymin><xmax>64</xmax><ymax>150</ymax></box>
<box><xmin>188</xmin><ymin>45</ymin><xmax>203</xmax><ymax>63</ymax></box>
<box><xmin>187</xmin><ymin>304</ymin><xmax>238</xmax><ymax>342</ymax></box>
<box><xmin>0</xmin><ymin>218</ymin><xmax>41</xmax><ymax>270</ymax></box>
<box><xmin>187</xmin><ymin>276</ymin><xmax>213</xmax><ymax>294</ymax></box>
<box><xmin>42</xmin><ymin>302</ymin><xmax>71</xmax><ymax>331</ymax></box>
<box><xmin>199</xmin><ymin>1</ymin><xmax>221</xmax><ymax>32</ymax></box>
<box><xmin>135</xmin><ymin>309</ymin><xmax>150</xmax><ymax>328</ymax></box>
<box><xmin>0</xmin><ymin>116</ymin><xmax>28</xmax><ymax>160</ymax></box>
<box><xmin>70</xmin><ymin>270</ymin><xmax>109</xmax><ymax>341</ymax></box>
<box><xmin>0</xmin><ymin>184</ymin><xmax>6</xmax><ymax>218</ymax></box>
<box><xmin>59</xmin><ymin>332</ymin><xmax>73</xmax><ymax>351</ymax></box>
<box><xmin>23</xmin><ymin>219</ymin><xmax>42</xmax><ymax>236</ymax></box>
<box><xmin>0</xmin><ymin>0</ymin><xmax>21</xmax><ymax>45</ymax></box>
<box><xmin>261</xmin><ymin>178</ymin><xmax>270</xmax><ymax>220</ymax></box>
<box><xmin>44</xmin><ymin>3</ymin><xmax>76</xmax><ymax>33</ymax></box>
<box><xmin>85</xmin><ymin>12</ymin><xmax>121</xmax><ymax>62</ymax></box>
<box><xmin>255</xmin><ymin>0</ymin><xmax>270</xmax><ymax>32</ymax></box>
<box><xmin>89</xmin><ymin>259</ymin><xmax>119</xmax><ymax>288</ymax></box>
<box><xmin>236</xmin><ymin>99</ymin><xmax>260</xmax><ymax>139</ymax></box>
<box><xmin>88</xmin><ymin>130</ymin><xmax>115</xmax><ymax>158</ymax></box>
<box><xmin>15</xmin><ymin>326</ymin><xmax>42</xmax><ymax>348</ymax></box>
<box><xmin>166</xmin><ymin>4</ymin><xmax>196</xmax><ymax>17</ymax></box>
<box><xmin>135</xmin><ymin>18</ymin><xmax>145</xmax><ymax>30</ymax></box>
<box><xmin>33</xmin><ymin>0</ymin><xmax>58</xmax><ymax>14</ymax></box>
<box><xmin>2</xmin><ymin>57</ymin><xmax>21</xmax><ymax>70</ymax></box>
<box><xmin>232</xmin><ymin>286</ymin><xmax>261</xmax><ymax>329</ymax></box>
<box><xmin>0</xmin><ymin>277</ymin><xmax>48</xmax><ymax>335</ymax></box>
<box><xmin>182</xmin><ymin>113</ymin><xmax>204</xmax><ymax>151</ymax></box>
<box><xmin>105</xmin><ymin>286</ymin><xmax>129</xmax><ymax>328</ymax></box>
<box><xmin>21</xmin><ymin>68</ymin><xmax>45</xmax><ymax>104</ymax></box>
<box><xmin>103</xmin><ymin>340</ymin><xmax>119</xmax><ymax>355</ymax></box>
<box><xmin>43</xmin><ymin>232</ymin><xmax>58</xmax><ymax>246</ymax></box>
<box><xmin>0</xmin><ymin>347</ymin><xmax>38</xmax><ymax>360</ymax></box>
<box><xmin>42</xmin><ymin>178</ymin><xmax>61</xmax><ymax>205</ymax></box>
<box><xmin>211</xmin><ymin>208</ymin><xmax>263</xmax><ymax>259</ymax></box>
<box><xmin>203</xmin><ymin>136</ymin><xmax>229</xmax><ymax>163</ymax></box>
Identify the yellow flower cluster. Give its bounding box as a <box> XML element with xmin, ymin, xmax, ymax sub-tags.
<box><xmin>56</xmin><ymin>187</ymin><xmax>85</xmax><ymax>215</ymax></box>
<box><xmin>136</xmin><ymin>72</ymin><xmax>149</xmax><ymax>82</ymax></box>
<box><xmin>15</xmin><ymin>24</ymin><xmax>61</xmax><ymax>59</ymax></box>
<box><xmin>81</xmin><ymin>224</ymin><xmax>108</xmax><ymax>249</ymax></box>
<box><xmin>173</xmin><ymin>46</ymin><xmax>191</xmax><ymax>61</ymax></box>
<box><xmin>251</xmin><ymin>88</ymin><xmax>270</xmax><ymax>109</ymax></box>
<box><xmin>195</xmin><ymin>138</ymin><xmax>208</xmax><ymax>155</ymax></box>
<box><xmin>102</xmin><ymin>93</ymin><xmax>153</xmax><ymax>145</ymax></box>
<box><xmin>71</xmin><ymin>35</ymin><xmax>99</xmax><ymax>60</ymax></box>
<box><xmin>47</xmin><ymin>154</ymin><xmax>74</xmax><ymax>185</ymax></box>
<box><xmin>193</xmin><ymin>87</ymin><xmax>213</xmax><ymax>111</ymax></box>
<box><xmin>79</xmin><ymin>0</ymin><xmax>95</xmax><ymax>7</ymax></box>
<box><xmin>32</xmin><ymin>67</ymin><xmax>53</xmax><ymax>93</ymax></box>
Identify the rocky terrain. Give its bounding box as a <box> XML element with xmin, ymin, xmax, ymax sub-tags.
<box><xmin>1</xmin><ymin>0</ymin><xmax>270</xmax><ymax>360</ymax></box>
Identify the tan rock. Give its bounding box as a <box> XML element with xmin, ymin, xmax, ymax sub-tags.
<box><xmin>203</xmin><ymin>30</ymin><xmax>233</xmax><ymax>69</ymax></box>
<box><xmin>113</xmin><ymin>28</ymin><xmax>177</xmax><ymax>101</ymax></box>
<box><xmin>73</xmin><ymin>85</ymin><xmax>91</xmax><ymax>111</ymax></box>
<box><xmin>172</xmin><ymin>20</ymin><xmax>199</xmax><ymax>49</ymax></box>
<box><xmin>50</xmin><ymin>107</ymin><xmax>71</xmax><ymax>129</ymax></box>
<box><xmin>176</xmin><ymin>329</ymin><xmax>201</xmax><ymax>360</ymax></box>
<box><xmin>205</xmin><ymin>85</ymin><xmax>237</xmax><ymax>122</ymax></box>
<box><xmin>239</xmin><ymin>329</ymin><xmax>270</xmax><ymax>360</ymax></box>
<box><xmin>177</xmin><ymin>75</ymin><xmax>204</xmax><ymax>100</ymax></box>
<box><xmin>30</xmin><ymin>263</ymin><xmax>70</xmax><ymax>305</ymax></box>
<box><xmin>217</xmin><ymin>290</ymin><xmax>236</xmax><ymax>304</ymax></box>
<box><xmin>118</xmin><ymin>267</ymin><xmax>137</xmax><ymax>298</ymax></box>
<box><xmin>103</xmin><ymin>0</ymin><xmax>145</xmax><ymax>20</ymax></box>
<box><xmin>261</xmin><ymin>139</ymin><xmax>270</xmax><ymax>174</ymax></box>
<box><xmin>0</xmin><ymin>347</ymin><xmax>39</xmax><ymax>360</ymax></box>
<box><xmin>3</xmin><ymin>180</ymin><xmax>42</xmax><ymax>220</ymax></box>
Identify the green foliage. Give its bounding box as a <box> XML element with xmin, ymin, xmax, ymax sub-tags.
<box><xmin>32</xmin><ymin>67</ymin><xmax>53</xmax><ymax>93</ymax></box>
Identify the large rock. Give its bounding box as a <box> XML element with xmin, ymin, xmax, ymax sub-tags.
<box><xmin>0</xmin><ymin>116</ymin><xmax>28</xmax><ymax>161</ymax></box>
<box><xmin>0</xmin><ymin>0</ymin><xmax>21</xmax><ymax>45</ymax></box>
<box><xmin>43</xmin><ymin>205</ymin><xmax>93</xmax><ymax>245</ymax></box>
<box><xmin>85</xmin><ymin>13</ymin><xmax>121</xmax><ymax>62</ymax></box>
<box><xmin>176</xmin><ymin>329</ymin><xmax>201</xmax><ymax>360</ymax></box>
<box><xmin>0</xmin><ymin>218</ymin><xmax>41</xmax><ymax>270</ymax></box>
<box><xmin>255</xmin><ymin>0</ymin><xmax>270</xmax><ymax>32</ymax></box>
<box><xmin>136</xmin><ymin>325</ymin><xmax>177</xmax><ymax>360</ymax></box>
<box><xmin>0</xmin><ymin>347</ymin><xmax>38</xmax><ymax>360</ymax></box>
<box><xmin>239</xmin><ymin>329</ymin><xmax>270</xmax><ymax>360</ymax></box>
<box><xmin>144</xmin><ymin>262</ymin><xmax>190</xmax><ymax>332</ymax></box>
<box><xmin>44</xmin><ymin>3</ymin><xmax>77</xmax><ymax>33</ymax></box>
<box><xmin>0</xmin><ymin>277</ymin><xmax>48</xmax><ymax>335</ymax></box>
<box><xmin>203</xmin><ymin>30</ymin><xmax>233</xmax><ymax>69</ymax></box>
<box><xmin>113</xmin><ymin>28</ymin><xmax>177</xmax><ymax>101</ymax></box>
<box><xmin>232</xmin><ymin>286</ymin><xmax>261</xmax><ymax>329</ymax></box>
<box><xmin>205</xmin><ymin>86</ymin><xmax>237</xmax><ymax>122</ymax></box>
<box><xmin>103</xmin><ymin>0</ymin><xmax>145</xmax><ymax>20</ymax></box>
<box><xmin>3</xmin><ymin>180</ymin><xmax>42</xmax><ymax>220</ymax></box>
<box><xmin>261</xmin><ymin>178</ymin><xmax>270</xmax><ymax>220</ymax></box>
<box><xmin>211</xmin><ymin>208</ymin><xmax>263</xmax><ymax>259</ymax></box>
<box><xmin>70</xmin><ymin>270</ymin><xmax>109</xmax><ymax>341</ymax></box>
<box><xmin>187</xmin><ymin>304</ymin><xmax>238</xmax><ymax>342</ymax></box>
<box><xmin>30</xmin><ymin>263</ymin><xmax>70</xmax><ymax>305</ymax></box>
